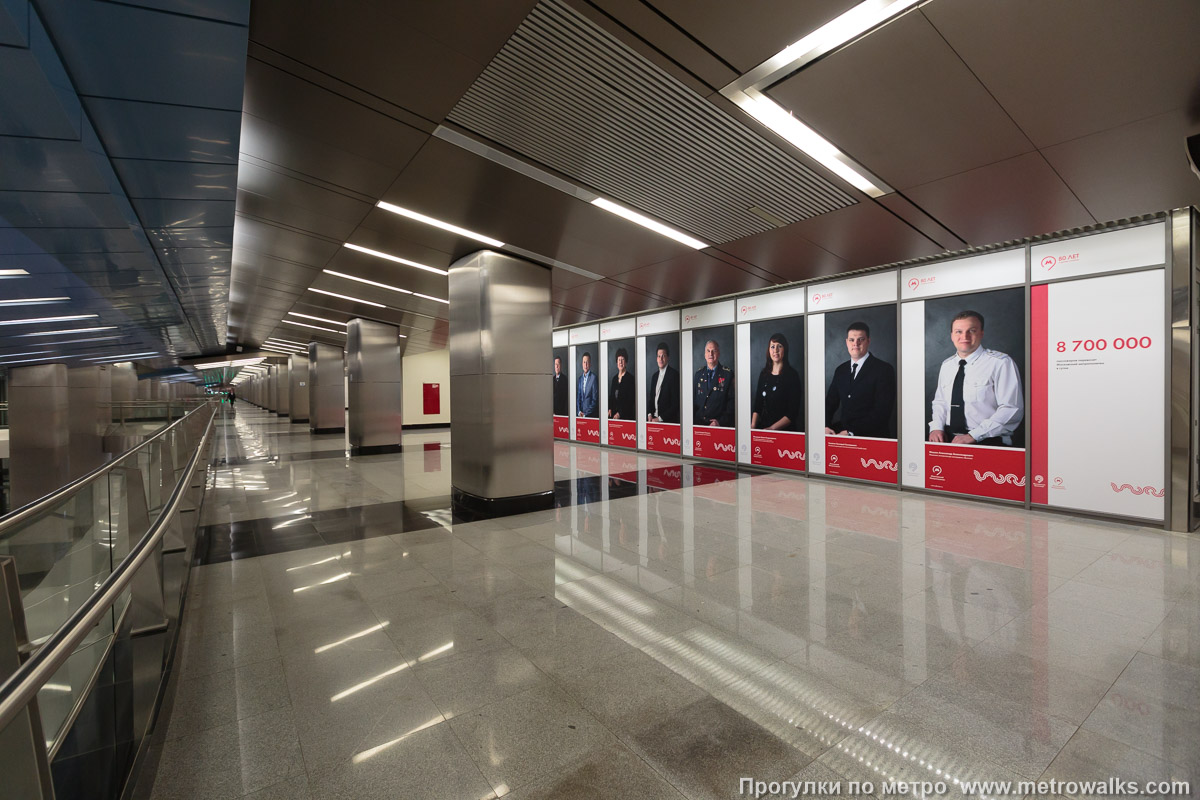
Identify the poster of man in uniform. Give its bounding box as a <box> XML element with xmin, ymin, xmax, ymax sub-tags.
<box><xmin>690</xmin><ymin>325</ymin><xmax>735</xmax><ymax>461</ymax></box>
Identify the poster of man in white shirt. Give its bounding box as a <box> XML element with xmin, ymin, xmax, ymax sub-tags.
<box><xmin>926</xmin><ymin>296</ymin><xmax>1025</xmax><ymax>448</ymax></box>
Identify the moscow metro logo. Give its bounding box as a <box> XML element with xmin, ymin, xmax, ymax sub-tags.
<box><xmin>931</xmin><ymin>465</ymin><xmax>943</xmax><ymax>476</ymax></box>
<box><xmin>1041</xmin><ymin>256</ymin><xmax>1057</xmax><ymax>270</ymax></box>
<box><xmin>907</xmin><ymin>278</ymin><xmax>920</xmax><ymax>291</ymax></box>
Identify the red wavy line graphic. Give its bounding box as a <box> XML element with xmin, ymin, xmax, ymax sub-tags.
<box><xmin>973</xmin><ymin>470</ymin><xmax>1026</xmax><ymax>487</ymax></box>
<box><xmin>860</xmin><ymin>458</ymin><xmax>897</xmax><ymax>471</ymax></box>
<box><xmin>1110</xmin><ymin>483</ymin><xmax>1165</xmax><ymax>498</ymax></box>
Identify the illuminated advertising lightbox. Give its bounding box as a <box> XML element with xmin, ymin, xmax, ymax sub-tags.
<box><xmin>644</xmin><ymin>333</ymin><xmax>682</xmax><ymax>455</ymax></box>
<box><xmin>603</xmin><ymin>337</ymin><xmax>637</xmax><ymax>449</ymax></box>
<box><xmin>1031</xmin><ymin>269</ymin><xmax>1165</xmax><ymax>520</ymax></box>
<box><xmin>903</xmin><ymin>287</ymin><xmax>1027</xmax><ymax>501</ymax></box>
<box><xmin>552</xmin><ymin>345</ymin><xmax>569</xmax><ymax>439</ymax></box>
<box><xmin>574</xmin><ymin>344</ymin><xmax>600</xmax><ymax>443</ymax></box>
<box><xmin>688</xmin><ymin>325</ymin><xmax>736</xmax><ymax>462</ymax></box>
<box><xmin>809</xmin><ymin>304</ymin><xmax>897</xmax><ymax>484</ymax></box>
<box><xmin>740</xmin><ymin>317</ymin><xmax>805</xmax><ymax>471</ymax></box>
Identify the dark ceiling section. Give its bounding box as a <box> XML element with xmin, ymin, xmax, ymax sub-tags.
<box><xmin>0</xmin><ymin>1</ymin><xmax>246</xmax><ymax>368</ymax></box>
<box><xmin>226</xmin><ymin>0</ymin><xmax>1200</xmax><ymax>344</ymax></box>
<box><xmin>31</xmin><ymin>0</ymin><xmax>250</xmax><ymax>356</ymax></box>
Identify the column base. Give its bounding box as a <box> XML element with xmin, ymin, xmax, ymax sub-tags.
<box><xmin>350</xmin><ymin>443</ymin><xmax>402</xmax><ymax>456</ymax></box>
<box><xmin>311</xmin><ymin>426</ymin><xmax>344</xmax><ymax>434</ymax></box>
<box><xmin>451</xmin><ymin>486</ymin><xmax>554</xmax><ymax>521</ymax></box>
<box><xmin>290</xmin><ymin>417</ymin><xmax>308</xmax><ymax>424</ymax></box>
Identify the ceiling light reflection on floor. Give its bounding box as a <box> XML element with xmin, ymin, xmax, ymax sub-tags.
<box><xmin>292</xmin><ymin>571</ymin><xmax>351</xmax><ymax>592</ymax></box>
<box><xmin>314</xmin><ymin>622</ymin><xmax>389</xmax><ymax>654</ymax></box>
<box><xmin>350</xmin><ymin>715</ymin><xmax>444</xmax><ymax>763</ymax></box>
<box><xmin>330</xmin><ymin>661</ymin><xmax>411</xmax><ymax>702</ymax></box>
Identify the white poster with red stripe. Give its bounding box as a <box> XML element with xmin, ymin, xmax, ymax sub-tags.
<box><xmin>1030</xmin><ymin>270</ymin><xmax>1165</xmax><ymax>520</ymax></box>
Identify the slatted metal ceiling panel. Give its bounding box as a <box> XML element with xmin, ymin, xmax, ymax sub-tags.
<box><xmin>448</xmin><ymin>0</ymin><xmax>857</xmax><ymax>246</ymax></box>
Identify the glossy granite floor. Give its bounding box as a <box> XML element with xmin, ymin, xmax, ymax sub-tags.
<box><xmin>142</xmin><ymin>403</ymin><xmax>1200</xmax><ymax>800</ymax></box>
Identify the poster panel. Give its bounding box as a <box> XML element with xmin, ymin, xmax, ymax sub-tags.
<box><xmin>552</xmin><ymin>345</ymin><xmax>569</xmax><ymax>439</ymax></box>
<box><xmin>644</xmin><ymin>333</ymin><xmax>682</xmax><ymax>455</ymax></box>
<box><xmin>1031</xmin><ymin>269</ymin><xmax>1165</xmax><ymax>520</ymax></box>
<box><xmin>811</xmin><ymin>304</ymin><xmax>898</xmax><ymax>484</ymax></box>
<box><xmin>689</xmin><ymin>324</ymin><xmax>736</xmax><ymax>462</ymax></box>
<box><xmin>575</xmin><ymin>344</ymin><xmax>600</xmax><ymax>443</ymax></box>
<box><xmin>743</xmin><ymin>316</ymin><xmax>805</xmax><ymax>471</ymax></box>
<box><xmin>904</xmin><ymin>287</ymin><xmax>1027</xmax><ymax>502</ymax></box>
<box><xmin>604</xmin><ymin>336</ymin><xmax>637</xmax><ymax>449</ymax></box>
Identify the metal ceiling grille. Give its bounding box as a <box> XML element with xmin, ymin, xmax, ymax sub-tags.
<box><xmin>447</xmin><ymin>0</ymin><xmax>857</xmax><ymax>246</ymax></box>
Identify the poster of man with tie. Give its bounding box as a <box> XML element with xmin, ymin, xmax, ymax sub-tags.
<box><xmin>922</xmin><ymin>287</ymin><xmax>1026</xmax><ymax>500</ymax></box>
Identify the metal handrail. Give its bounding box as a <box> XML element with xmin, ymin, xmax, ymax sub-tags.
<box><xmin>0</xmin><ymin>406</ymin><xmax>215</xmax><ymax>732</ymax></box>
<box><xmin>0</xmin><ymin>401</ymin><xmax>214</xmax><ymax>536</ymax></box>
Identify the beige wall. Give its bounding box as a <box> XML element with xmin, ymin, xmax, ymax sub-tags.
<box><xmin>402</xmin><ymin>349</ymin><xmax>449</xmax><ymax>425</ymax></box>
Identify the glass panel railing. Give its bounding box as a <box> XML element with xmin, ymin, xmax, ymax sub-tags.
<box><xmin>0</xmin><ymin>400</ymin><xmax>215</xmax><ymax>783</ymax></box>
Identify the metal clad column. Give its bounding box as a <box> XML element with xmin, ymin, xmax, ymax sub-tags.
<box><xmin>267</xmin><ymin>366</ymin><xmax>278</xmax><ymax>413</ymax></box>
<box><xmin>9</xmin><ymin>365</ymin><xmax>70</xmax><ymax>507</ymax></box>
<box><xmin>449</xmin><ymin>250</ymin><xmax>553</xmax><ymax>516</ymax></box>
<box><xmin>308</xmin><ymin>342</ymin><xmax>345</xmax><ymax>434</ymax></box>
<box><xmin>289</xmin><ymin>353</ymin><xmax>309</xmax><ymax>423</ymax></box>
<box><xmin>68</xmin><ymin>366</ymin><xmax>106</xmax><ymax>477</ymax></box>
<box><xmin>277</xmin><ymin>362</ymin><xmax>290</xmax><ymax>416</ymax></box>
<box><xmin>347</xmin><ymin>319</ymin><xmax>403</xmax><ymax>455</ymax></box>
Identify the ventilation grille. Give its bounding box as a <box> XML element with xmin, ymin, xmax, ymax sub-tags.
<box><xmin>447</xmin><ymin>0</ymin><xmax>857</xmax><ymax>245</ymax></box>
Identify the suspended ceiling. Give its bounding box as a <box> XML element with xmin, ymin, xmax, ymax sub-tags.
<box><xmin>3</xmin><ymin>0</ymin><xmax>1200</xmax><ymax>368</ymax></box>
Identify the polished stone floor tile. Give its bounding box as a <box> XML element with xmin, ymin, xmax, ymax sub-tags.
<box><xmin>149</xmin><ymin>405</ymin><xmax>1200</xmax><ymax>800</ymax></box>
<box><xmin>447</xmin><ymin>683</ymin><xmax>620</xmax><ymax>794</ymax></box>
<box><xmin>626</xmin><ymin>695</ymin><xmax>814</xmax><ymax>800</ymax></box>
<box><xmin>502</xmin><ymin>741</ymin><xmax>687</xmax><ymax>800</ymax></box>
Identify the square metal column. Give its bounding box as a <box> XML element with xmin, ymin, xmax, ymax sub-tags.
<box><xmin>276</xmin><ymin>362</ymin><xmax>290</xmax><ymax>416</ymax></box>
<box><xmin>9</xmin><ymin>365</ymin><xmax>70</xmax><ymax>508</ymax></box>
<box><xmin>308</xmin><ymin>342</ymin><xmax>345</xmax><ymax>434</ymax></box>
<box><xmin>347</xmin><ymin>319</ymin><xmax>403</xmax><ymax>455</ymax></box>
<box><xmin>449</xmin><ymin>250</ymin><xmax>553</xmax><ymax>517</ymax></box>
<box><xmin>289</xmin><ymin>353</ymin><xmax>309</xmax><ymax>423</ymax></box>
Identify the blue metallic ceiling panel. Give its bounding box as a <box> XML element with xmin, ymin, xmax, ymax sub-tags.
<box><xmin>114</xmin><ymin>161</ymin><xmax>238</xmax><ymax>201</ymax></box>
<box><xmin>86</xmin><ymin>99</ymin><xmax>241</xmax><ymax>164</ymax></box>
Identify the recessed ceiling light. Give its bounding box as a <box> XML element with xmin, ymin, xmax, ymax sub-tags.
<box><xmin>266</xmin><ymin>337</ymin><xmax>309</xmax><ymax>347</ymax></box>
<box><xmin>375</xmin><ymin>201</ymin><xmax>504</xmax><ymax>248</ymax></box>
<box><xmin>85</xmin><ymin>351</ymin><xmax>159</xmax><ymax>362</ymax></box>
<box><xmin>193</xmin><ymin>357</ymin><xmax>266</xmax><ymax>370</ymax></box>
<box><xmin>282</xmin><ymin>320</ymin><xmax>346</xmax><ymax>335</ymax></box>
<box><xmin>0</xmin><ymin>354</ymin><xmax>67</xmax><ymax>366</ymax></box>
<box><xmin>343</xmin><ymin>244</ymin><xmax>448</xmax><ymax>276</ymax></box>
<box><xmin>288</xmin><ymin>311</ymin><xmax>346</xmax><ymax>326</ymax></box>
<box><xmin>16</xmin><ymin>326</ymin><xmax>118</xmax><ymax>337</ymax></box>
<box><xmin>774</xmin><ymin>0</ymin><xmax>922</xmax><ymax>75</ymax></box>
<box><xmin>731</xmin><ymin>91</ymin><xmax>884</xmax><ymax>195</ymax></box>
<box><xmin>323</xmin><ymin>270</ymin><xmax>414</xmax><ymax>295</ymax></box>
<box><xmin>412</xmin><ymin>292</ymin><xmax>449</xmax><ymax>305</ymax></box>
<box><xmin>0</xmin><ymin>297</ymin><xmax>68</xmax><ymax>307</ymax></box>
<box><xmin>0</xmin><ymin>269</ymin><xmax>29</xmax><ymax>276</ymax></box>
<box><xmin>307</xmin><ymin>287</ymin><xmax>385</xmax><ymax>308</ymax></box>
<box><xmin>591</xmin><ymin>198</ymin><xmax>708</xmax><ymax>249</ymax></box>
<box><xmin>0</xmin><ymin>313</ymin><xmax>98</xmax><ymax>326</ymax></box>
<box><xmin>261</xmin><ymin>344</ymin><xmax>304</xmax><ymax>355</ymax></box>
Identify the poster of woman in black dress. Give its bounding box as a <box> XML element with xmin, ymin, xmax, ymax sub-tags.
<box><xmin>750</xmin><ymin>323</ymin><xmax>803</xmax><ymax>432</ymax></box>
<box><xmin>607</xmin><ymin>342</ymin><xmax>636</xmax><ymax>421</ymax></box>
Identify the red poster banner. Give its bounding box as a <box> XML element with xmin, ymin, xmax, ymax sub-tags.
<box><xmin>422</xmin><ymin>382</ymin><xmax>440</xmax><ymax>415</ymax></box>
<box><xmin>692</xmin><ymin>425</ymin><xmax>736</xmax><ymax>462</ymax></box>
<box><xmin>925</xmin><ymin>444</ymin><xmax>1025</xmax><ymax>502</ymax></box>
<box><xmin>575</xmin><ymin>417</ymin><xmax>600</xmax><ymax>443</ymax></box>
<box><xmin>1030</xmin><ymin>284</ymin><xmax>1049</xmax><ymax>505</ymax></box>
<box><xmin>750</xmin><ymin>430</ymin><xmax>806</xmax><ymax>471</ymax></box>
<box><xmin>607</xmin><ymin>419</ymin><xmax>638</xmax><ymax>449</ymax></box>
<box><xmin>553</xmin><ymin>415</ymin><xmax>570</xmax><ymax>440</ymax></box>
<box><xmin>646</xmin><ymin>422</ymin><xmax>681</xmax><ymax>454</ymax></box>
<box><xmin>825</xmin><ymin>436</ymin><xmax>898</xmax><ymax>484</ymax></box>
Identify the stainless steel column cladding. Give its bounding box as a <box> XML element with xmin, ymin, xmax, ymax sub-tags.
<box><xmin>289</xmin><ymin>353</ymin><xmax>309</xmax><ymax>423</ymax></box>
<box><xmin>68</xmin><ymin>366</ymin><xmax>107</xmax><ymax>477</ymax></box>
<box><xmin>449</xmin><ymin>250</ymin><xmax>553</xmax><ymax>515</ymax></box>
<box><xmin>276</xmin><ymin>362</ymin><xmax>290</xmax><ymax>416</ymax></box>
<box><xmin>308</xmin><ymin>342</ymin><xmax>345</xmax><ymax>433</ymax></box>
<box><xmin>110</xmin><ymin>363</ymin><xmax>136</xmax><ymax>405</ymax></box>
<box><xmin>9</xmin><ymin>365</ymin><xmax>70</xmax><ymax>508</ymax></box>
<box><xmin>347</xmin><ymin>319</ymin><xmax>403</xmax><ymax>455</ymax></box>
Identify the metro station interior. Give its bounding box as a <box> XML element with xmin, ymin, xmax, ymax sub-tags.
<box><xmin>1</xmin><ymin>1</ymin><xmax>1200</xmax><ymax>798</ymax></box>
